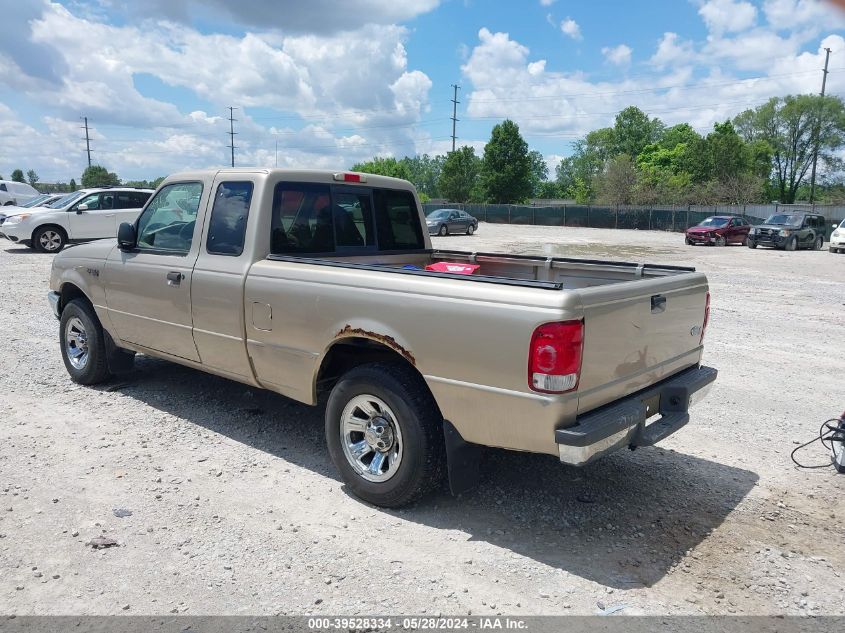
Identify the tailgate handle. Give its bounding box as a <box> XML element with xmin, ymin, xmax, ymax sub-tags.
<box><xmin>651</xmin><ymin>294</ymin><xmax>666</xmax><ymax>313</ymax></box>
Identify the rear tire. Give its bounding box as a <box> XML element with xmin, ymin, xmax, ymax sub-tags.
<box><xmin>467</xmin><ymin>224</ymin><xmax>475</xmax><ymax>235</ymax></box>
<box><xmin>33</xmin><ymin>225</ymin><xmax>67</xmax><ymax>253</ymax></box>
<box><xmin>325</xmin><ymin>362</ymin><xmax>445</xmax><ymax>508</ymax></box>
<box><xmin>813</xmin><ymin>236</ymin><xmax>824</xmax><ymax>251</ymax></box>
<box><xmin>59</xmin><ymin>299</ymin><xmax>112</xmax><ymax>385</ymax></box>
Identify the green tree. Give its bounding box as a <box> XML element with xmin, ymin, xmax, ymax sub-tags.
<box><xmin>536</xmin><ymin>180</ymin><xmax>563</xmax><ymax>199</ymax></box>
<box><xmin>596</xmin><ymin>154</ymin><xmax>638</xmax><ymax>205</ymax></box>
<box><xmin>399</xmin><ymin>154</ymin><xmax>444</xmax><ymax>199</ymax></box>
<box><xmin>350</xmin><ymin>157</ymin><xmax>412</xmax><ymax>181</ymax></box>
<box><xmin>26</xmin><ymin>169</ymin><xmax>39</xmax><ymax>186</ymax></box>
<box><xmin>613</xmin><ymin>106</ymin><xmax>665</xmax><ymax>159</ymax></box>
<box><xmin>527</xmin><ymin>150</ymin><xmax>549</xmax><ymax>197</ymax></box>
<box><xmin>438</xmin><ymin>146</ymin><xmax>482</xmax><ymax>203</ymax></box>
<box><xmin>81</xmin><ymin>165</ymin><xmax>120</xmax><ymax>188</ymax></box>
<box><xmin>554</xmin><ymin>127</ymin><xmax>616</xmax><ymax>201</ymax></box>
<box><xmin>660</xmin><ymin>123</ymin><xmax>700</xmax><ymax>151</ymax></box>
<box><xmin>480</xmin><ymin>119</ymin><xmax>533</xmax><ymax>203</ymax></box>
<box><xmin>11</xmin><ymin>169</ymin><xmax>25</xmax><ymax>183</ymax></box>
<box><xmin>69</xmin><ymin>178</ymin><xmax>77</xmax><ymax>191</ymax></box>
<box><xmin>733</xmin><ymin>95</ymin><xmax>845</xmax><ymax>202</ymax></box>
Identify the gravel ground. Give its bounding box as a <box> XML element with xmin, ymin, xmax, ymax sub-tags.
<box><xmin>1</xmin><ymin>223</ymin><xmax>844</xmax><ymax>616</ymax></box>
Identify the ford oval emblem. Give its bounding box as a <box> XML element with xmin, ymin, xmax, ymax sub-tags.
<box><xmin>690</xmin><ymin>325</ymin><xmax>702</xmax><ymax>337</ymax></box>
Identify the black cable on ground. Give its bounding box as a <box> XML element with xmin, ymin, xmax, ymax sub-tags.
<box><xmin>790</xmin><ymin>419</ymin><xmax>842</xmax><ymax>469</ymax></box>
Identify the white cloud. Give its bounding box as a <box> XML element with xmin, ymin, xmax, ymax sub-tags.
<box><xmin>109</xmin><ymin>0</ymin><xmax>442</xmax><ymax>34</ymax></box>
<box><xmin>460</xmin><ymin>27</ymin><xmax>845</xmax><ymax>144</ymax></box>
<box><xmin>698</xmin><ymin>0</ymin><xmax>758</xmax><ymax>34</ymax></box>
<box><xmin>602</xmin><ymin>44</ymin><xmax>632</xmax><ymax>66</ymax></box>
<box><xmin>0</xmin><ymin>1</ymin><xmax>438</xmax><ymax>180</ymax></box>
<box><xmin>560</xmin><ymin>18</ymin><xmax>582</xmax><ymax>41</ymax></box>
<box><xmin>650</xmin><ymin>32</ymin><xmax>694</xmax><ymax>68</ymax></box>
<box><xmin>540</xmin><ymin>0</ymin><xmax>557</xmax><ymax>6</ymax></box>
<box><xmin>763</xmin><ymin>0</ymin><xmax>845</xmax><ymax>30</ymax></box>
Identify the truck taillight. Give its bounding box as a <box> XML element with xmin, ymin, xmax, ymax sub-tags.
<box><xmin>333</xmin><ymin>172</ymin><xmax>367</xmax><ymax>183</ymax></box>
<box><xmin>701</xmin><ymin>291</ymin><xmax>710</xmax><ymax>344</ymax></box>
<box><xmin>528</xmin><ymin>321</ymin><xmax>583</xmax><ymax>394</ymax></box>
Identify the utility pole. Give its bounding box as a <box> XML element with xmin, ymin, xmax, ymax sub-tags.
<box><xmin>227</xmin><ymin>107</ymin><xmax>238</xmax><ymax>168</ymax></box>
<box><xmin>275</xmin><ymin>139</ymin><xmax>278</xmax><ymax>168</ymax></box>
<box><xmin>81</xmin><ymin>116</ymin><xmax>92</xmax><ymax>167</ymax></box>
<box><xmin>450</xmin><ymin>84</ymin><xmax>460</xmax><ymax>152</ymax></box>
<box><xmin>809</xmin><ymin>47</ymin><xmax>831</xmax><ymax>204</ymax></box>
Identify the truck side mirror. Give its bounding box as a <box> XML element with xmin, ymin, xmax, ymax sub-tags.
<box><xmin>117</xmin><ymin>222</ymin><xmax>137</xmax><ymax>250</ymax></box>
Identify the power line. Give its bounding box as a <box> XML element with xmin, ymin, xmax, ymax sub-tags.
<box><xmin>450</xmin><ymin>84</ymin><xmax>460</xmax><ymax>152</ymax></box>
<box><xmin>81</xmin><ymin>116</ymin><xmax>92</xmax><ymax>167</ymax></box>
<box><xmin>467</xmin><ymin>69</ymin><xmax>845</xmax><ymax>104</ymax></box>
<box><xmin>227</xmin><ymin>106</ymin><xmax>238</xmax><ymax>168</ymax></box>
<box><xmin>809</xmin><ymin>47</ymin><xmax>832</xmax><ymax>204</ymax></box>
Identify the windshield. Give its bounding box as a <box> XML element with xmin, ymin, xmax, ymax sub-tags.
<box><xmin>697</xmin><ymin>217</ymin><xmax>729</xmax><ymax>228</ymax></box>
<box><xmin>47</xmin><ymin>191</ymin><xmax>86</xmax><ymax>209</ymax></box>
<box><xmin>427</xmin><ymin>210</ymin><xmax>453</xmax><ymax>220</ymax></box>
<box><xmin>21</xmin><ymin>194</ymin><xmax>52</xmax><ymax>208</ymax></box>
<box><xmin>765</xmin><ymin>214</ymin><xmax>801</xmax><ymax>226</ymax></box>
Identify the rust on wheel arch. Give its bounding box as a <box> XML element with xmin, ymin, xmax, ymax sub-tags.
<box><xmin>335</xmin><ymin>325</ymin><xmax>416</xmax><ymax>366</ymax></box>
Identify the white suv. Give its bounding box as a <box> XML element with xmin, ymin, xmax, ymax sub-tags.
<box><xmin>0</xmin><ymin>187</ymin><xmax>154</xmax><ymax>253</ymax></box>
<box><xmin>0</xmin><ymin>180</ymin><xmax>40</xmax><ymax>206</ymax></box>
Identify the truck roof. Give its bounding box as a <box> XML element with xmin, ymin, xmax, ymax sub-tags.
<box><xmin>163</xmin><ymin>168</ymin><xmax>416</xmax><ymax>191</ymax></box>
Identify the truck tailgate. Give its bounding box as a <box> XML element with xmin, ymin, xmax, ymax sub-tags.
<box><xmin>576</xmin><ymin>271</ymin><xmax>709</xmax><ymax>415</ymax></box>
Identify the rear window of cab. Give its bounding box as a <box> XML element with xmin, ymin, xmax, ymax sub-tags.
<box><xmin>270</xmin><ymin>183</ymin><xmax>424</xmax><ymax>254</ymax></box>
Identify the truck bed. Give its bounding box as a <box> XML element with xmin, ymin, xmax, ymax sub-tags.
<box><xmin>267</xmin><ymin>248</ymin><xmax>695</xmax><ymax>290</ymax></box>
<box><xmin>250</xmin><ymin>248</ymin><xmax>708</xmax><ymax>454</ymax></box>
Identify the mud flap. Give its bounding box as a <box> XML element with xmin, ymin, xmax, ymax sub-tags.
<box><xmin>443</xmin><ymin>420</ymin><xmax>482</xmax><ymax>496</ymax></box>
<box><xmin>104</xmin><ymin>330</ymin><xmax>135</xmax><ymax>374</ymax></box>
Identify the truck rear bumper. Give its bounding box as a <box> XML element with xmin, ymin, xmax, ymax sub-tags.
<box><xmin>555</xmin><ymin>365</ymin><xmax>717</xmax><ymax>466</ymax></box>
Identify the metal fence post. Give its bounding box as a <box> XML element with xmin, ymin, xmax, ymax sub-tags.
<box><xmin>563</xmin><ymin>205</ymin><xmax>567</xmax><ymax>226</ymax></box>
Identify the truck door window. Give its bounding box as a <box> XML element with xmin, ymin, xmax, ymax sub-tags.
<box><xmin>271</xmin><ymin>182</ymin><xmax>333</xmax><ymax>254</ymax></box>
<box><xmin>373</xmin><ymin>189</ymin><xmax>425</xmax><ymax>251</ymax></box>
<box><xmin>207</xmin><ymin>181</ymin><xmax>253</xmax><ymax>256</ymax></box>
<box><xmin>136</xmin><ymin>182</ymin><xmax>203</xmax><ymax>254</ymax></box>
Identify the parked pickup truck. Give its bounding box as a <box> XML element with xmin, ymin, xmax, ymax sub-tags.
<box><xmin>48</xmin><ymin>169</ymin><xmax>717</xmax><ymax>507</ymax></box>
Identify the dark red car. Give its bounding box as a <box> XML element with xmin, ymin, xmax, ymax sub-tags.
<box><xmin>685</xmin><ymin>215</ymin><xmax>751</xmax><ymax>246</ymax></box>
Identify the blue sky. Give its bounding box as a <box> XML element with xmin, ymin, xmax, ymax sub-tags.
<box><xmin>1</xmin><ymin>0</ymin><xmax>844</xmax><ymax>182</ymax></box>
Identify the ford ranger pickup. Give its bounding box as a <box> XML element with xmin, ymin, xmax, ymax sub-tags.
<box><xmin>48</xmin><ymin>169</ymin><xmax>717</xmax><ymax>507</ymax></box>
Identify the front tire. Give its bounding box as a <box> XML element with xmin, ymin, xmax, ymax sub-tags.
<box><xmin>33</xmin><ymin>225</ymin><xmax>67</xmax><ymax>253</ymax></box>
<box><xmin>325</xmin><ymin>362</ymin><xmax>445</xmax><ymax>508</ymax></box>
<box><xmin>438</xmin><ymin>225</ymin><xmax>448</xmax><ymax>237</ymax></box>
<box><xmin>785</xmin><ymin>236</ymin><xmax>797</xmax><ymax>251</ymax></box>
<box><xmin>747</xmin><ymin>240</ymin><xmax>757</xmax><ymax>248</ymax></box>
<box><xmin>715</xmin><ymin>235</ymin><xmax>726</xmax><ymax>247</ymax></box>
<box><xmin>59</xmin><ymin>299</ymin><xmax>112</xmax><ymax>385</ymax></box>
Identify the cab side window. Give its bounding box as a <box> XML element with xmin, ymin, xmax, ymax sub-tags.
<box><xmin>136</xmin><ymin>182</ymin><xmax>203</xmax><ymax>254</ymax></box>
<box><xmin>207</xmin><ymin>181</ymin><xmax>253</xmax><ymax>256</ymax></box>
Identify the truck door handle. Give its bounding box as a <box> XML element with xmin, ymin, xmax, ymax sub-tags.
<box><xmin>166</xmin><ymin>271</ymin><xmax>184</xmax><ymax>285</ymax></box>
<box><xmin>651</xmin><ymin>294</ymin><xmax>666</xmax><ymax>313</ymax></box>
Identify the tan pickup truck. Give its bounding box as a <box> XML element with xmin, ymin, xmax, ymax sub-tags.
<box><xmin>48</xmin><ymin>169</ymin><xmax>716</xmax><ymax>507</ymax></box>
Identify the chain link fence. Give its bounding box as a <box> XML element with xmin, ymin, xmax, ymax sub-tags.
<box><xmin>423</xmin><ymin>203</ymin><xmax>845</xmax><ymax>237</ymax></box>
